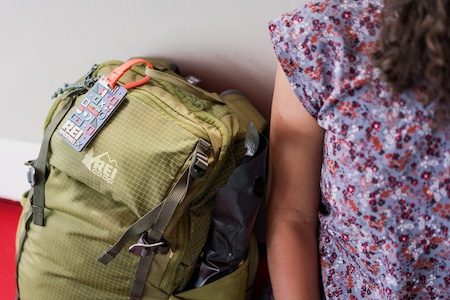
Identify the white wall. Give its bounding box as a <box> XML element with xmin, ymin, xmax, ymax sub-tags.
<box><xmin>0</xmin><ymin>0</ymin><xmax>300</xmax><ymax>201</ymax></box>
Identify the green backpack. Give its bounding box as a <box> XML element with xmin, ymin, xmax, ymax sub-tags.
<box><xmin>16</xmin><ymin>58</ymin><xmax>267</xmax><ymax>300</ymax></box>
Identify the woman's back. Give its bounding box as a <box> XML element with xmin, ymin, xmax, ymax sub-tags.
<box><xmin>269</xmin><ymin>0</ymin><xmax>450</xmax><ymax>298</ymax></box>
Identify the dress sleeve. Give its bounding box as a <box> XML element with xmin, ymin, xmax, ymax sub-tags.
<box><xmin>269</xmin><ymin>3</ymin><xmax>343</xmax><ymax>120</ymax></box>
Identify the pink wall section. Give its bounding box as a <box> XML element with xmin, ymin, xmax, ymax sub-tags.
<box><xmin>0</xmin><ymin>198</ymin><xmax>22</xmax><ymax>299</ymax></box>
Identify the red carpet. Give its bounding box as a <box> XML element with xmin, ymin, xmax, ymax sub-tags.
<box><xmin>0</xmin><ymin>198</ymin><xmax>22</xmax><ymax>300</ymax></box>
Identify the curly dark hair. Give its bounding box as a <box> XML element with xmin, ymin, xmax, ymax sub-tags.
<box><xmin>371</xmin><ymin>0</ymin><xmax>450</xmax><ymax>127</ymax></box>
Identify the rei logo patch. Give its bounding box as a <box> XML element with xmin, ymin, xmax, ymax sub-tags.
<box><xmin>82</xmin><ymin>148</ymin><xmax>118</xmax><ymax>184</ymax></box>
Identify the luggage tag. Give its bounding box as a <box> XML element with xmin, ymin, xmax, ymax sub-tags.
<box><xmin>57</xmin><ymin>58</ymin><xmax>154</xmax><ymax>152</ymax></box>
<box><xmin>57</xmin><ymin>77</ymin><xmax>128</xmax><ymax>151</ymax></box>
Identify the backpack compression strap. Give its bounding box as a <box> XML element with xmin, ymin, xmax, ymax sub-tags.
<box><xmin>96</xmin><ymin>139</ymin><xmax>211</xmax><ymax>299</ymax></box>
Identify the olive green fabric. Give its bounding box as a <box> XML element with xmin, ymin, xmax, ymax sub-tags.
<box><xmin>16</xmin><ymin>60</ymin><xmax>266</xmax><ymax>300</ymax></box>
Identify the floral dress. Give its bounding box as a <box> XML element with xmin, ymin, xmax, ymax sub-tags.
<box><xmin>269</xmin><ymin>0</ymin><xmax>450</xmax><ymax>299</ymax></box>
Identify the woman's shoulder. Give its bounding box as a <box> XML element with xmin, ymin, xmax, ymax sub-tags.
<box><xmin>269</xmin><ymin>0</ymin><xmax>383</xmax><ymax>119</ymax></box>
<box><xmin>270</xmin><ymin>0</ymin><xmax>382</xmax><ymax>45</ymax></box>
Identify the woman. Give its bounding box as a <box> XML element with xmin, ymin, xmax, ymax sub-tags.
<box><xmin>266</xmin><ymin>0</ymin><xmax>450</xmax><ymax>299</ymax></box>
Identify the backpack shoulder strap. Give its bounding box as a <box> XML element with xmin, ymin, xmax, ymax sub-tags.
<box><xmin>30</xmin><ymin>96</ymin><xmax>77</xmax><ymax>226</ymax></box>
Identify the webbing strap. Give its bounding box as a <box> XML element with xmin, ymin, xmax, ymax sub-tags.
<box><xmin>127</xmin><ymin>165</ymin><xmax>196</xmax><ymax>299</ymax></box>
<box><xmin>32</xmin><ymin>97</ymin><xmax>76</xmax><ymax>226</ymax></box>
<box><xmin>148</xmin><ymin>138</ymin><xmax>210</xmax><ymax>247</ymax></box>
<box><xmin>146</xmin><ymin>163</ymin><xmax>193</xmax><ymax>242</ymax></box>
<box><xmin>96</xmin><ymin>202</ymin><xmax>164</xmax><ymax>264</ymax></box>
<box><xmin>129</xmin><ymin>255</ymin><xmax>155</xmax><ymax>300</ymax></box>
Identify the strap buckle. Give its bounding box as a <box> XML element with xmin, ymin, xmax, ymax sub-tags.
<box><xmin>25</xmin><ymin>160</ymin><xmax>36</xmax><ymax>187</ymax></box>
<box><xmin>128</xmin><ymin>232</ymin><xmax>169</xmax><ymax>257</ymax></box>
<box><xmin>190</xmin><ymin>139</ymin><xmax>210</xmax><ymax>179</ymax></box>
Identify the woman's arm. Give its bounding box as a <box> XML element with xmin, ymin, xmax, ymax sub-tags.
<box><xmin>266</xmin><ymin>63</ymin><xmax>325</xmax><ymax>299</ymax></box>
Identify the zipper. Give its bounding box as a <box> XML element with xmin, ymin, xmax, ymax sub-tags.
<box><xmin>132</xmin><ymin>88</ymin><xmax>210</xmax><ymax>141</ymax></box>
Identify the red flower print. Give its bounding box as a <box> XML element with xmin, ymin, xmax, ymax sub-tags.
<box><xmin>421</xmin><ymin>172</ymin><xmax>431</xmax><ymax>180</ymax></box>
<box><xmin>342</xmin><ymin>11</ymin><xmax>352</xmax><ymax>20</ymax></box>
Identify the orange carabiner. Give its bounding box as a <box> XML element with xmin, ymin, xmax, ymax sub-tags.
<box><xmin>106</xmin><ymin>58</ymin><xmax>154</xmax><ymax>90</ymax></box>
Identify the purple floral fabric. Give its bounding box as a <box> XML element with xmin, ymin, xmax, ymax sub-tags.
<box><xmin>269</xmin><ymin>0</ymin><xmax>450</xmax><ymax>299</ymax></box>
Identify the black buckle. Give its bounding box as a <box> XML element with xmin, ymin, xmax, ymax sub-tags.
<box><xmin>128</xmin><ymin>232</ymin><xmax>169</xmax><ymax>257</ymax></box>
